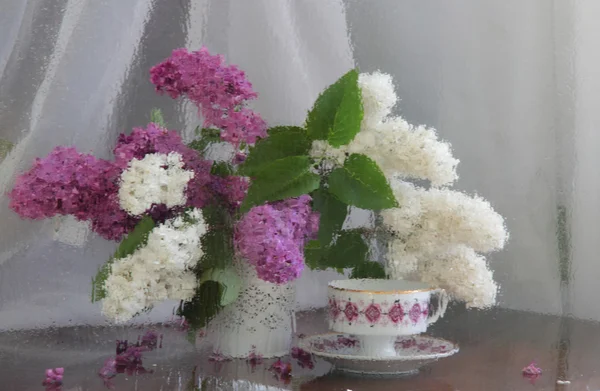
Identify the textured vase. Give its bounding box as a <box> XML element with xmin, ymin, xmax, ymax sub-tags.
<box><xmin>203</xmin><ymin>259</ymin><xmax>296</xmax><ymax>358</ymax></box>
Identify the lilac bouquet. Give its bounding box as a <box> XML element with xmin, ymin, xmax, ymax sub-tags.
<box><xmin>9</xmin><ymin>47</ymin><xmax>507</xmax><ymax>329</ymax></box>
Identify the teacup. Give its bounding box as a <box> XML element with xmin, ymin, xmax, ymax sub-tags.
<box><xmin>328</xmin><ymin>279</ymin><xmax>448</xmax><ymax>357</ymax></box>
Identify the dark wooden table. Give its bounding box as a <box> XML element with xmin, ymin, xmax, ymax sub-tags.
<box><xmin>1</xmin><ymin>306</ymin><xmax>597</xmax><ymax>390</ymax></box>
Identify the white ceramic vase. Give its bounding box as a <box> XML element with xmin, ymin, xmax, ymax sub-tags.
<box><xmin>203</xmin><ymin>260</ymin><xmax>295</xmax><ymax>358</ymax></box>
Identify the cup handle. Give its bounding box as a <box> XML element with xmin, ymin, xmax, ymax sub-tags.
<box><xmin>427</xmin><ymin>289</ymin><xmax>449</xmax><ymax>325</ymax></box>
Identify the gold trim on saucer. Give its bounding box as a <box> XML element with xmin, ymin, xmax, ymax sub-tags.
<box><xmin>328</xmin><ymin>286</ymin><xmax>433</xmax><ymax>294</ymax></box>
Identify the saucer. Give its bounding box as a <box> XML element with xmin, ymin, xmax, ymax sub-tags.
<box><xmin>299</xmin><ymin>333</ymin><xmax>459</xmax><ymax>376</ymax></box>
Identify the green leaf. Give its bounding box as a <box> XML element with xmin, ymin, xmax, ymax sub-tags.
<box><xmin>240</xmin><ymin>156</ymin><xmax>320</xmax><ymax>212</ymax></box>
<box><xmin>350</xmin><ymin>261</ymin><xmax>386</xmax><ymax>279</ymax></box>
<box><xmin>211</xmin><ymin>161</ymin><xmax>234</xmax><ymax>177</ymax></box>
<box><xmin>185</xmin><ymin>329</ymin><xmax>197</xmax><ymax>345</ymax></box>
<box><xmin>91</xmin><ymin>216</ymin><xmax>155</xmax><ymax>302</ymax></box>
<box><xmin>0</xmin><ymin>139</ymin><xmax>14</xmax><ymax>161</ymax></box>
<box><xmin>328</xmin><ymin>71</ymin><xmax>363</xmax><ymax>147</ymax></box>
<box><xmin>328</xmin><ymin>153</ymin><xmax>398</xmax><ymax>210</ymax></box>
<box><xmin>200</xmin><ymin>229</ymin><xmax>234</xmax><ymax>270</ymax></box>
<box><xmin>91</xmin><ymin>263</ymin><xmax>112</xmax><ymax>303</ymax></box>
<box><xmin>150</xmin><ymin>108</ymin><xmax>166</xmax><ymax>127</ymax></box>
<box><xmin>327</xmin><ymin>230</ymin><xmax>368</xmax><ymax>270</ymax></box>
<box><xmin>202</xmin><ymin>205</ymin><xmax>229</xmax><ymax>227</ymax></box>
<box><xmin>304</xmin><ymin>240</ymin><xmax>329</xmax><ymax>271</ymax></box>
<box><xmin>113</xmin><ymin>216</ymin><xmax>156</xmax><ymax>259</ymax></box>
<box><xmin>306</xmin><ymin>69</ymin><xmax>359</xmax><ymax>141</ymax></box>
<box><xmin>199</xmin><ymin>268</ymin><xmax>241</xmax><ymax>306</ymax></box>
<box><xmin>177</xmin><ymin>281</ymin><xmax>222</xmax><ymax>330</ymax></box>
<box><xmin>304</xmin><ymin>230</ymin><xmax>368</xmax><ymax>273</ymax></box>
<box><xmin>188</xmin><ymin>128</ymin><xmax>222</xmax><ymax>153</ymax></box>
<box><xmin>311</xmin><ymin>188</ymin><xmax>347</xmax><ymax>246</ymax></box>
<box><xmin>239</xmin><ymin>126</ymin><xmax>311</xmax><ymax>176</ymax></box>
<box><xmin>199</xmin><ymin>206</ymin><xmax>234</xmax><ymax>270</ymax></box>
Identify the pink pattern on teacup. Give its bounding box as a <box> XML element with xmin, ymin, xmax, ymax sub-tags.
<box><xmin>388</xmin><ymin>303</ymin><xmax>404</xmax><ymax>324</ymax></box>
<box><xmin>328</xmin><ymin>298</ymin><xmax>341</xmax><ymax>321</ymax></box>
<box><xmin>343</xmin><ymin>302</ymin><xmax>359</xmax><ymax>322</ymax></box>
<box><xmin>364</xmin><ymin>303</ymin><xmax>382</xmax><ymax>324</ymax></box>
<box><xmin>329</xmin><ymin>296</ymin><xmax>431</xmax><ymax>327</ymax></box>
<box><xmin>409</xmin><ymin>303</ymin><xmax>422</xmax><ymax>324</ymax></box>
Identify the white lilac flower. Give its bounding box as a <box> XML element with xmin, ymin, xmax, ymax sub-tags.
<box><xmin>381</xmin><ymin>181</ymin><xmax>507</xmax><ymax>308</ymax></box>
<box><xmin>358</xmin><ymin>71</ymin><xmax>397</xmax><ymax>126</ymax></box>
<box><xmin>101</xmin><ymin>209</ymin><xmax>206</xmax><ymax>323</ymax></box>
<box><xmin>415</xmin><ymin>245</ymin><xmax>498</xmax><ymax>308</ymax></box>
<box><xmin>413</xmin><ymin>188</ymin><xmax>508</xmax><ymax>253</ymax></box>
<box><xmin>380</xmin><ymin>180</ymin><xmax>422</xmax><ymax>236</ymax></box>
<box><xmin>382</xmin><ymin>185</ymin><xmax>507</xmax><ymax>254</ymax></box>
<box><xmin>386</xmin><ymin>238</ymin><xmax>419</xmax><ymax>278</ymax></box>
<box><xmin>347</xmin><ymin>117</ymin><xmax>459</xmax><ymax>187</ymax></box>
<box><xmin>309</xmin><ymin>140</ymin><xmax>347</xmax><ymax>167</ymax></box>
<box><xmin>118</xmin><ymin>152</ymin><xmax>194</xmax><ymax>216</ymax></box>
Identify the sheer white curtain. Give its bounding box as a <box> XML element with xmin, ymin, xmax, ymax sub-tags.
<box><xmin>1</xmin><ymin>0</ymin><xmax>598</xmax><ymax>329</ymax></box>
<box><xmin>0</xmin><ymin>0</ymin><xmax>351</xmax><ymax>329</ymax></box>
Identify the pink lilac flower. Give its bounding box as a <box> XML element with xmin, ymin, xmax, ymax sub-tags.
<box><xmin>235</xmin><ymin>195</ymin><xmax>320</xmax><ymax>284</ymax></box>
<box><xmin>114</xmin><ymin>123</ymin><xmax>213</xmax><ymax>210</ymax></box>
<box><xmin>291</xmin><ymin>347</ymin><xmax>314</xmax><ymax>369</ymax></box>
<box><xmin>150</xmin><ymin>48</ymin><xmax>267</xmax><ymax>146</ymax></box>
<box><xmin>522</xmin><ymin>361</ymin><xmax>542</xmax><ymax>385</ymax></box>
<box><xmin>140</xmin><ymin>330</ymin><xmax>161</xmax><ymax>350</ymax></box>
<box><xmin>269</xmin><ymin>359</ymin><xmax>292</xmax><ymax>384</ymax></box>
<box><xmin>233</xmin><ymin>152</ymin><xmax>247</xmax><ymax>165</ymax></box>
<box><xmin>209</xmin><ymin>175</ymin><xmax>249</xmax><ymax>209</ymax></box>
<box><xmin>522</xmin><ymin>361</ymin><xmax>542</xmax><ymax>376</ymax></box>
<box><xmin>98</xmin><ymin>330</ymin><xmax>161</xmax><ymax>389</ymax></box>
<box><xmin>9</xmin><ymin>147</ymin><xmax>138</xmax><ymax>240</ymax></box>
<box><xmin>43</xmin><ymin>367</ymin><xmax>64</xmax><ymax>389</ymax></box>
<box><xmin>208</xmin><ymin>351</ymin><xmax>232</xmax><ymax>362</ymax></box>
<box><xmin>246</xmin><ymin>345</ymin><xmax>264</xmax><ymax>368</ymax></box>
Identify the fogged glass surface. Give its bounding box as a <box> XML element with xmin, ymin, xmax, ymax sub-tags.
<box><xmin>1</xmin><ymin>0</ymin><xmax>598</xmax><ymax>389</ymax></box>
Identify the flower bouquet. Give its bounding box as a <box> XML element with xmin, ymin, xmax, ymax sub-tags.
<box><xmin>9</xmin><ymin>47</ymin><xmax>507</xmax><ymax>347</ymax></box>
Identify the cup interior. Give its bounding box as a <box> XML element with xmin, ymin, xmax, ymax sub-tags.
<box><xmin>329</xmin><ymin>279</ymin><xmax>432</xmax><ymax>293</ymax></box>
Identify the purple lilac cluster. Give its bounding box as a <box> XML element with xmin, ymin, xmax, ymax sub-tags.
<box><xmin>235</xmin><ymin>195</ymin><xmax>320</xmax><ymax>284</ymax></box>
<box><xmin>8</xmin><ymin>123</ymin><xmax>231</xmax><ymax>240</ymax></box>
<box><xmin>42</xmin><ymin>367</ymin><xmax>64</xmax><ymax>390</ymax></box>
<box><xmin>9</xmin><ymin>147</ymin><xmax>138</xmax><ymax>240</ymax></box>
<box><xmin>291</xmin><ymin>346</ymin><xmax>314</xmax><ymax>369</ymax></box>
<box><xmin>98</xmin><ymin>330</ymin><xmax>161</xmax><ymax>389</ymax></box>
<box><xmin>269</xmin><ymin>359</ymin><xmax>292</xmax><ymax>384</ymax></box>
<box><xmin>150</xmin><ymin>47</ymin><xmax>267</xmax><ymax>146</ymax></box>
<box><xmin>209</xmin><ymin>175</ymin><xmax>249</xmax><ymax>209</ymax></box>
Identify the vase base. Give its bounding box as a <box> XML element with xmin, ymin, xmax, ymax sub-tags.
<box><xmin>198</xmin><ymin>259</ymin><xmax>296</xmax><ymax>359</ymax></box>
